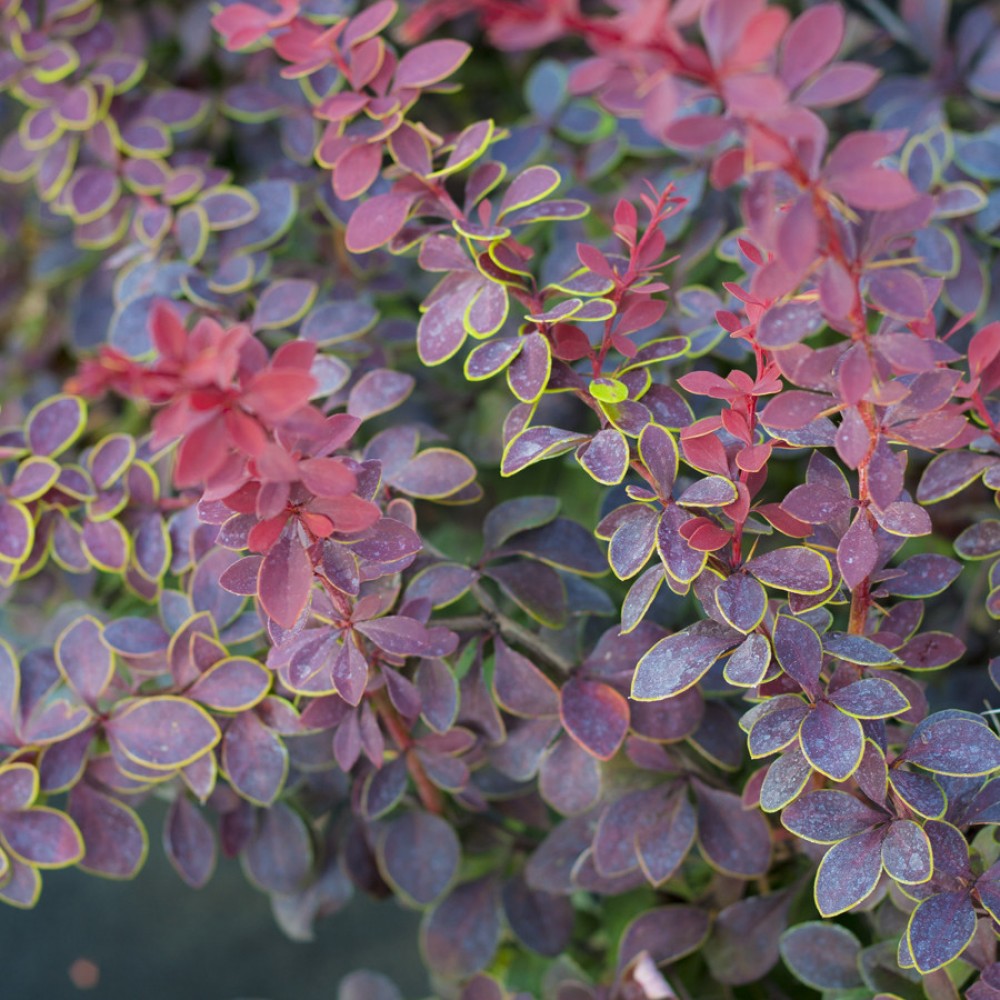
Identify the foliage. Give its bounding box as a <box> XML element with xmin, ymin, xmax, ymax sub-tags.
<box><xmin>2</xmin><ymin>0</ymin><xmax>1000</xmax><ymax>997</ymax></box>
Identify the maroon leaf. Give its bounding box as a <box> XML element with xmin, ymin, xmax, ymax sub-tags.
<box><xmin>258</xmin><ymin>533</ymin><xmax>313</xmax><ymax>629</ymax></box>
<box><xmin>838</xmin><ymin>512</ymin><xmax>878</xmax><ymax>591</ymax></box>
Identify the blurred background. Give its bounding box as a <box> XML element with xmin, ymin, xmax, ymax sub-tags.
<box><xmin>0</xmin><ymin>800</ymin><xmax>428</xmax><ymax>1000</ymax></box>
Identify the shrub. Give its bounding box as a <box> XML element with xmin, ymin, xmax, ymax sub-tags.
<box><xmin>2</xmin><ymin>0</ymin><xmax>1000</xmax><ymax>996</ymax></box>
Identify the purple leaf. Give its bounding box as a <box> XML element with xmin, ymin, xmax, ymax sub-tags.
<box><xmin>492</xmin><ymin>638</ymin><xmax>558</xmax><ymax>718</ymax></box>
<box><xmin>759</xmin><ymin>746</ymin><xmax>812</xmax><ymax>813</ymax></box>
<box><xmin>560</xmin><ymin>678</ymin><xmax>628</xmax><ymax>761</ymax></box>
<box><xmin>772</xmin><ymin>614</ymin><xmax>822</xmax><ymax>695</ymax></box>
<box><xmin>164</xmin><ymin>794</ymin><xmax>216</xmax><ymax>888</ymax></box>
<box><xmin>902</xmin><ymin>717</ymin><xmax>1000</xmax><ymax>775</ymax></box>
<box><xmin>908</xmin><ymin>891</ymin><xmax>978</xmax><ymax>973</ymax></box>
<box><xmin>54</xmin><ymin>617</ymin><xmax>113</xmax><ymax>706</ymax></box>
<box><xmin>578</xmin><ymin>428</ymin><xmax>628</xmax><ymax>485</ymax></box>
<box><xmin>485</xmin><ymin>560</ymin><xmax>567</xmax><ymax>628</ymax></box>
<box><xmin>799</xmin><ymin>702</ymin><xmax>864</xmax><ymax>780</ymax></box>
<box><xmin>339</xmin><ymin>971</ymin><xmax>403</xmax><ymax>1000</ymax></box>
<box><xmin>916</xmin><ymin>452</ymin><xmax>997</xmax><ymax>503</ymax></box>
<box><xmin>379</xmin><ymin>811</ymin><xmax>460</xmax><ymax>906</ymax></box>
<box><xmin>0</xmin><ymin>806</ymin><xmax>84</xmax><ymax>867</ymax></box>
<box><xmin>68</xmin><ymin>785</ymin><xmax>147</xmax><ymax>879</ymax></box>
<box><xmin>421</xmin><ymin>876</ymin><xmax>500</xmax><ymax>978</ymax></box>
<box><xmin>252</xmin><ymin>279</ymin><xmax>318</xmax><ymax>331</ymax></box>
<box><xmin>347</xmin><ymin>369</ymin><xmax>415</xmax><ymax>421</ymax></box>
<box><xmin>0</xmin><ymin>501</ymin><xmax>34</xmax><ymax>564</ymax></box>
<box><xmin>781</xmin><ymin>789</ymin><xmax>883</xmax><ymax>843</ymax></box>
<box><xmin>242</xmin><ymin>802</ymin><xmax>313</xmax><ymax>895</ymax></box>
<box><xmin>637</xmin><ymin>423</ymin><xmax>678</xmax><ymax>496</ymax></box>
<box><xmin>705</xmin><ymin>889</ymin><xmax>794</xmax><ymax>985</ymax></box>
<box><xmin>81</xmin><ymin>518</ymin><xmax>129</xmax><ymax>573</ymax></box>
<box><xmin>723</xmin><ymin>633</ymin><xmax>772</xmax><ymax>687</ymax></box>
<box><xmin>956</xmin><ymin>520</ymin><xmax>1000</xmax><ymax>559</ymax></box>
<box><xmin>389</xmin><ymin>448</ymin><xmax>476</xmax><ymax>499</ymax></box>
<box><xmin>814</xmin><ymin>830</ymin><xmax>884</xmax><ymax>916</ymax></box>
<box><xmin>619</xmin><ymin>905</ymin><xmax>711</xmax><ymax>968</ymax></box>
<box><xmin>830</xmin><ymin>678</ymin><xmax>909</xmax><ymax>718</ymax></box>
<box><xmin>107</xmin><ymin>696</ymin><xmax>220</xmax><ymax>771</ymax></box>
<box><xmin>779</xmin><ymin>921</ymin><xmax>862</xmax><ymax>991</ymax></box>
<box><xmin>694</xmin><ymin>781</ymin><xmax>771</xmax><ymax>877</ymax></box>
<box><xmin>635</xmin><ymin>790</ymin><xmax>697</xmax><ymax>886</ymax></box>
<box><xmin>714</xmin><ymin>573</ymin><xmax>767</xmax><ymax>633</ymax></box>
<box><xmin>188</xmin><ymin>656</ymin><xmax>272</xmax><ymax>712</ymax></box>
<box><xmin>26</xmin><ymin>394</ymin><xmax>85</xmax><ymax>458</ymax></box>
<box><xmin>507</xmin><ymin>332</ymin><xmax>552</xmax><ymax>404</ymax></box>
<box><xmin>538</xmin><ymin>735</ymin><xmax>602</xmax><ymax>816</ymax></box>
<box><xmin>222</xmin><ymin>711</ymin><xmax>288</xmax><ymax>806</ymax></box>
<box><xmin>501</xmin><ymin>426</ymin><xmax>589</xmax><ymax>476</ymax></box>
<box><xmin>822</xmin><ymin>633</ymin><xmax>898</xmax><ymax>667</ymax></box>
<box><xmin>881</xmin><ymin>819</ymin><xmax>931</xmax><ymax>885</ymax></box>
<box><xmin>502</xmin><ymin>874</ymin><xmax>574</xmax><ymax>957</ymax></box>
<box><xmin>746</xmin><ymin>546</ymin><xmax>832</xmax><ymax>594</ymax></box>
<box><xmin>631</xmin><ymin>620</ymin><xmax>742</xmax><ymax>701</ymax></box>
<box><xmin>747</xmin><ymin>697</ymin><xmax>809</xmax><ymax>758</ymax></box>
<box><xmin>608</xmin><ymin>505</ymin><xmax>659</xmax><ymax>580</ymax></box>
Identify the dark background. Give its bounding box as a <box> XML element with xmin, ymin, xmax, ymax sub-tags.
<box><xmin>0</xmin><ymin>803</ymin><xmax>428</xmax><ymax>1000</ymax></box>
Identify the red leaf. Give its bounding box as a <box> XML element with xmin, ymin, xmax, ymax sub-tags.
<box><xmin>345</xmin><ymin>193</ymin><xmax>416</xmax><ymax>254</ymax></box>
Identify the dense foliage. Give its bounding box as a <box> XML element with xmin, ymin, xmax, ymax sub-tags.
<box><xmin>2</xmin><ymin>0</ymin><xmax>1000</xmax><ymax>996</ymax></box>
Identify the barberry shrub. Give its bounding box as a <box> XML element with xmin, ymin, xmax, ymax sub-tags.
<box><xmin>2</xmin><ymin>0</ymin><xmax>1000</xmax><ymax>996</ymax></box>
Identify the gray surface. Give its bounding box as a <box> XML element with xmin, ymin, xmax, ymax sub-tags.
<box><xmin>0</xmin><ymin>813</ymin><xmax>427</xmax><ymax>1000</ymax></box>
